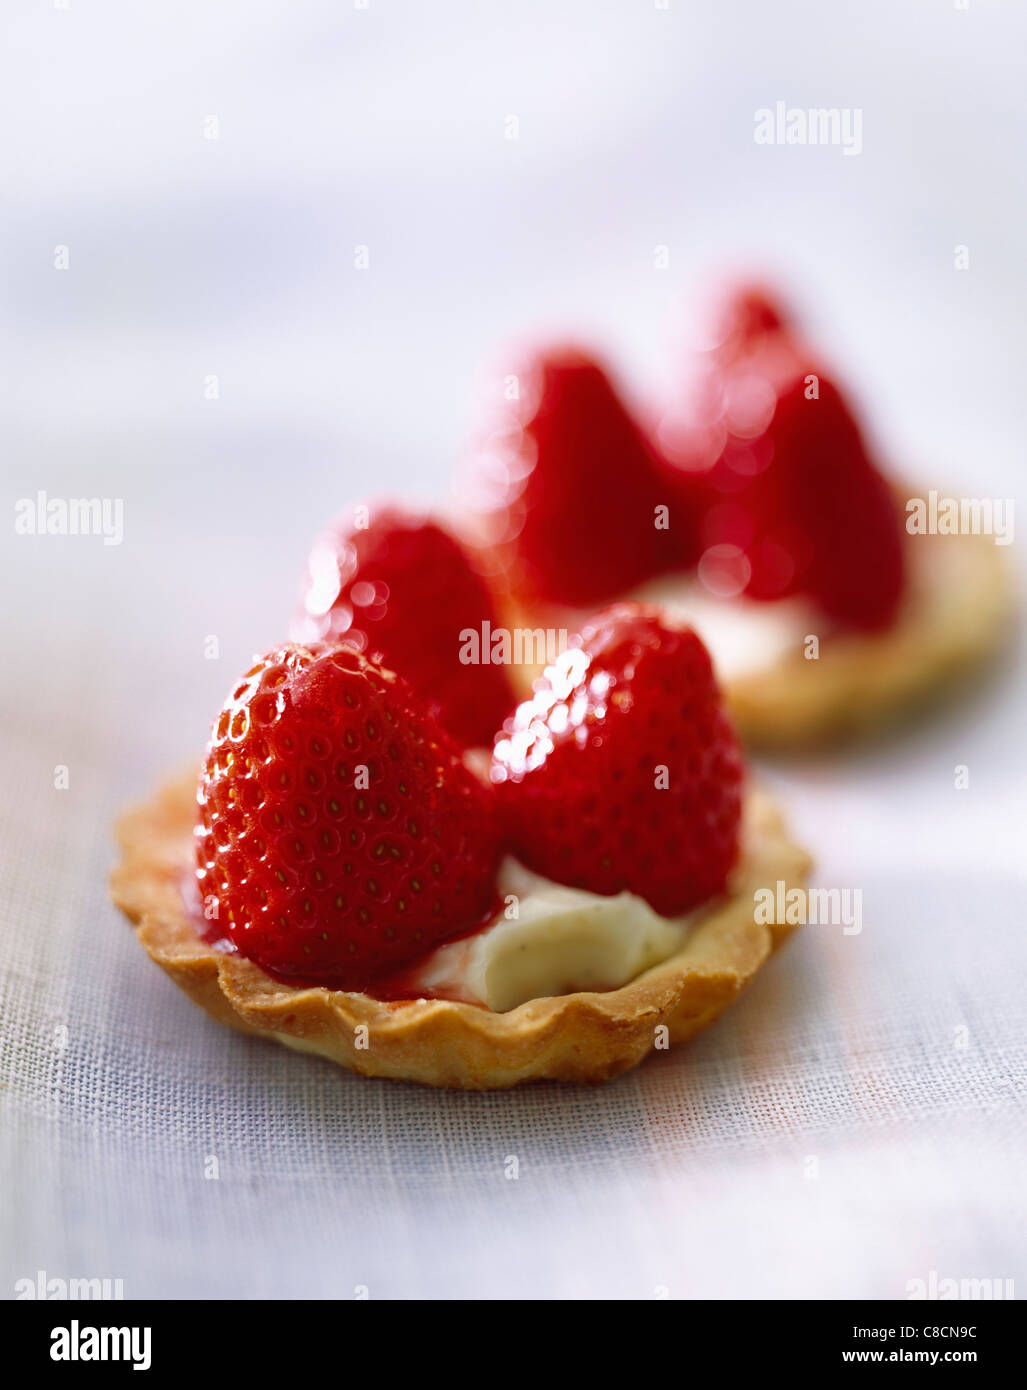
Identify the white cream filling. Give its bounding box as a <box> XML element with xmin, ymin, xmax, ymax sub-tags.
<box><xmin>406</xmin><ymin>857</ymin><xmax>700</xmax><ymax>1013</ymax></box>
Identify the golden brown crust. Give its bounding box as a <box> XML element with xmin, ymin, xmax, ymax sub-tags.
<box><xmin>726</xmin><ymin>528</ymin><xmax>1014</xmax><ymax>750</ymax></box>
<box><xmin>110</xmin><ymin>772</ymin><xmax>811</xmax><ymax>1089</ymax></box>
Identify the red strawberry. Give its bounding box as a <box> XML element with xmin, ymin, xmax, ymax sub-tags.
<box><xmin>698</xmin><ymin>372</ymin><xmax>906</xmax><ymax>627</ymax></box>
<box><xmin>691</xmin><ymin>288</ymin><xmax>906</xmax><ymax>628</ymax></box>
<box><xmin>194</xmin><ymin>643</ymin><xmax>501</xmax><ymax>989</ymax></box>
<box><xmin>490</xmin><ymin>604</ymin><xmax>744</xmax><ymax>916</ymax></box>
<box><xmin>709</xmin><ymin>283</ymin><xmax>796</xmax><ymax>364</ymax></box>
<box><xmin>291</xmin><ymin>507</ymin><xmax>515</xmax><ymax>748</ymax></box>
<box><xmin>473</xmin><ymin>349</ymin><xmax>698</xmax><ymax>607</ymax></box>
<box><xmin>765</xmin><ymin>376</ymin><xmax>905</xmax><ymax>626</ymax></box>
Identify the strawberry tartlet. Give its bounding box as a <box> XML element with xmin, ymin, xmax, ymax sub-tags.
<box><xmin>464</xmin><ymin>287</ymin><xmax>1013</xmax><ymax>747</ymax></box>
<box><xmin>112</xmin><ymin>550</ymin><xmax>810</xmax><ymax>1086</ymax></box>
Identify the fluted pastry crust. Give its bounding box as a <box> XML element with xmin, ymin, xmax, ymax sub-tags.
<box><xmin>111</xmin><ymin>773</ymin><xmax>811</xmax><ymax>1089</ymax></box>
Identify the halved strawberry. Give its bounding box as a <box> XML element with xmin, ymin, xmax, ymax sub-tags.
<box><xmin>490</xmin><ymin>604</ymin><xmax>744</xmax><ymax>916</ymax></box>
<box><xmin>291</xmin><ymin>507</ymin><xmax>515</xmax><ymax>748</ymax></box>
<box><xmin>195</xmin><ymin>644</ymin><xmax>501</xmax><ymax>989</ymax></box>
<box><xmin>472</xmin><ymin>349</ymin><xmax>698</xmax><ymax>607</ymax></box>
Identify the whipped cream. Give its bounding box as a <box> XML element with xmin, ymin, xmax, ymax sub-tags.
<box><xmin>406</xmin><ymin>857</ymin><xmax>698</xmax><ymax>1013</ymax></box>
<box><xmin>628</xmin><ymin>574</ymin><xmax>818</xmax><ymax>680</ymax></box>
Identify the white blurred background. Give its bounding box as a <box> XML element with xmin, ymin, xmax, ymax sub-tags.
<box><xmin>2</xmin><ymin>0</ymin><xmax>1024</xmax><ymax>1300</ymax></box>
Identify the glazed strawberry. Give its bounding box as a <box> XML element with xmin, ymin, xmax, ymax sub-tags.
<box><xmin>291</xmin><ymin>507</ymin><xmax>515</xmax><ymax>748</ymax></box>
<box><xmin>474</xmin><ymin>349</ymin><xmax>697</xmax><ymax>607</ymax></box>
<box><xmin>490</xmin><ymin>604</ymin><xmax>744</xmax><ymax>916</ymax></box>
<box><xmin>763</xmin><ymin>376</ymin><xmax>905</xmax><ymax>626</ymax></box>
<box><xmin>195</xmin><ymin>643</ymin><xmax>501</xmax><ymax>989</ymax></box>
<box><xmin>697</xmin><ymin>372</ymin><xmax>906</xmax><ymax>626</ymax></box>
<box><xmin>689</xmin><ymin>288</ymin><xmax>906</xmax><ymax>628</ymax></box>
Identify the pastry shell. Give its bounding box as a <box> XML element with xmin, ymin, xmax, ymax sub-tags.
<box><xmin>727</xmin><ymin>528</ymin><xmax>1015</xmax><ymax>750</ymax></box>
<box><xmin>110</xmin><ymin>772</ymin><xmax>811</xmax><ymax>1089</ymax></box>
